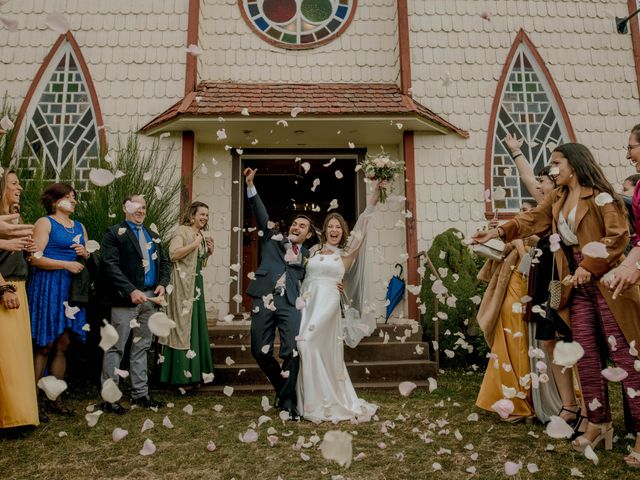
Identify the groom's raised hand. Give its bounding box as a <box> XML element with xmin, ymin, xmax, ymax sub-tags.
<box><xmin>243</xmin><ymin>167</ymin><xmax>257</xmax><ymax>187</ymax></box>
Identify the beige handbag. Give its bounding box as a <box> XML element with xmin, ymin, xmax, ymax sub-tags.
<box><xmin>472</xmin><ymin>238</ymin><xmax>506</xmax><ymax>262</ymax></box>
<box><xmin>548</xmin><ymin>254</ymin><xmax>562</xmax><ymax>310</ymax></box>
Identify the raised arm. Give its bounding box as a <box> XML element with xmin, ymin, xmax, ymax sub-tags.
<box><xmin>472</xmin><ymin>190</ymin><xmax>555</xmax><ymax>245</ymax></box>
<box><xmin>342</xmin><ymin>181</ymin><xmax>381</xmax><ymax>271</ymax></box>
<box><xmin>244</xmin><ymin>167</ymin><xmax>271</xmax><ymax>235</ymax></box>
<box><xmin>504</xmin><ymin>133</ymin><xmax>543</xmax><ymax>204</ymax></box>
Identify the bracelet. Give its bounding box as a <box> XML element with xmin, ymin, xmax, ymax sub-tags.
<box><xmin>0</xmin><ymin>283</ymin><xmax>17</xmax><ymax>298</ymax></box>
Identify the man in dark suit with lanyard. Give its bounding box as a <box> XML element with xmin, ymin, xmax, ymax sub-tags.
<box><xmin>244</xmin><ymin>168</ymin><xmax>312</xmax><ymax>419</ymax></box>
<box><xmin>100</xmin><ymin>194</ymin><xmax>170</xmax><ymax>413</ymax></box>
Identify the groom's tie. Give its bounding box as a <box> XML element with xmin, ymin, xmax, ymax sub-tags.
<box><xmin>292</xmin><ymin>244</ymin><xmax>299</xmax><ymax>255</ymax></box>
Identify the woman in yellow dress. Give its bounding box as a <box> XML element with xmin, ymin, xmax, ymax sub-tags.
<box><xmin>0</xmin><ymin>170</ymin><xmax>40</xmax><ymax>430</ymax></box>
<box><xmin>475</xmin><ymin>206</ymin><xmax>535</xmax><ymax>421</ymax></box>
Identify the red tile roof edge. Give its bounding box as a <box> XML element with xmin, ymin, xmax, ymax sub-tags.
<box><xmin>140</xmin><ymin>82</ymin><xmax>469</xmax><ymax>138</ymax></box>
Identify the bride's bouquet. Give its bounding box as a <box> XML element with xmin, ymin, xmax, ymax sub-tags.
<box><xmin>359</xmin><ymin>150</ymin><xmax>404</xmax><ymax>203</ymax></box>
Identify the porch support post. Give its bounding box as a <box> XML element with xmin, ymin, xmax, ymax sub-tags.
<box><xmin>403</xmin><ymin>131</ymin><xmax>419</xmax><ymax>322</ymax></box>
<box><xmin>181</xmin><ymin>0</ymin><xmax>200</xmax><ymax>208</ymax></box>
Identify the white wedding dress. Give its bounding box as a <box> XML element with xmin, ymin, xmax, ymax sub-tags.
<box><xmin>295</xmin><ymin>248</ymin><xmax>378</xmax><ymax>422</ymax></box>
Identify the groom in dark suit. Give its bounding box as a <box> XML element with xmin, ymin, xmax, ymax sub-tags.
<box><xmin>244</xmin><ymin>168</ymin><xmax>312</xmax><ymax>419</ymax></box>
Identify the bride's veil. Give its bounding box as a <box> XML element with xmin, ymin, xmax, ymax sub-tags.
<box><xmin>342</xmin><ymin>205</ymin><xmax>377</xmax><ymax>348</ymax></box>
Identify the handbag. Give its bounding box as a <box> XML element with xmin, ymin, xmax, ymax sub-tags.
<box><xmin>548</xmin><ymin>252</ymin><xmax>562</xmax><ymax>310</ymax></box>
<box><xmin>472</xmin><ymin>238</ymin><xmax>506</xmax><ymax>262</ymax></box>
<box><xmin>68</xmin><ymin>257</ymin><xmax>90</xmax><ymax>305</ymax></box>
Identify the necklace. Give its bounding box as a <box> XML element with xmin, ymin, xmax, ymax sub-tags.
<box><xmin>52</xmin><ymin>215</ymin><xmax>75</xmax><ymax>234</ymax></box>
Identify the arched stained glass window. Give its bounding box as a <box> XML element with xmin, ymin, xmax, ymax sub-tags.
<box><xmin>239</xmin><ymin>0</ymin><xmax>356</xmax><ymax>49</ymax></box>
<box><xmin>487</xmin><ymin>31</ymin><xmax>574</xmax><ymax>213</ymax></box>
<box><xmin>17</xmin><ymin>35</ymin><xmax>104</xmax><ymax>191</ymax></box>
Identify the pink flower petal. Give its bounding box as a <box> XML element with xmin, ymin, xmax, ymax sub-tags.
<box><xmin>504</xmin><ymin>461</ymin><xmax>522</xmax><ymax>476</ymax></box>
<box><xmin>46</xmin><ymin>13</ymin><xmax>70</xmax><ymax>34</ymax></box>
<box><xmin>491</xmin><ymin>399</ymin><xmax>514</xmax><ymax>419</ymax></box>
<box><xmin>398</xmin><ymin>381</ymin><xmax>417</xmax><ymax>397</ymax></box>
<box><xmin>601</xmin><ymin>366</ymin><xmax>628</xmax><ymax>382</ymax></box>
<box><xmin>545</xmin><ymin>415</ymin><xmax>574</xmax><ymax>439</ymax></box>
<box><xmin>582</xmin><ymin>241</ymin><xmax>609</xmax><ymax>259</ymax></box>
<box><xmin>139</xmin><ymin>438</ymin><xmax>156</xmax><ymax>456</ymax></box>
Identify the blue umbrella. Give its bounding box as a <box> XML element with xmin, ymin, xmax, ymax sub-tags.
<box><xmin>385</xmin><ymin>264</ymin><xmax>406</xmax><ymax>322</ymax></box>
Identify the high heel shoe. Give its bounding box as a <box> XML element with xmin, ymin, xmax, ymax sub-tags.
<box><xmin>558</xmin><ymin>405</ymin><xmax>587</xmax><ymax>439</ymax></box>
<box><xmin>572</xmin><ymin>423</ymin><xmax>613</xmax><ymax>452</ymax></box>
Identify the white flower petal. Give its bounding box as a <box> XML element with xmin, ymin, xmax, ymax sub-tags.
<box><xmin>320</xmin><ymin>431</ymin><xmax>353</xmax><ymax>468</ymax></box>
<box><xmin>139</xmin><ymin>438</ymin><xmax>156</xmax><ymax>456</ymax></box>
<box><xmin>148</xmin><ymin>312</ymin><xmax>176</xmax><ymax>337</ymax></box>
<box><xmin>100</xmin><ymin>378</ymin><xmax>122</xmax><ymax>403</ymax></box>
<box><xmin>37</xmin><ymin>375</ymin><xmax>68</xmax><ymax>401</ymax></box>
<box><xmin>112</xmin><ymin>428</ymin><xmax>128</xmax><ymax>442</ymax></box>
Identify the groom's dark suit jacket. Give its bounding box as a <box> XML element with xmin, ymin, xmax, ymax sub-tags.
<box><xmin>245</xmin><ymin>193</ymin><xmax>309</xmax><ymax>306</ymax></box>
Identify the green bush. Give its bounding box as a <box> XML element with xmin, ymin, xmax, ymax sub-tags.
<box><xmin>75</xmin><ymin>134</ymin><xmax>181</xmax><ymax>242</ymax></box>
<box><xmin>420</xmin><ymin>228</ymin><xmax>488</xmax><ymax>368</ymax></box>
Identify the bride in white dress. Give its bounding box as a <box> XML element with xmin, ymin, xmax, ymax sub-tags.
<box><xmin>296</xmin><ymin>183</ymin><xmax>381</xmax><ymax>422</ymax></box>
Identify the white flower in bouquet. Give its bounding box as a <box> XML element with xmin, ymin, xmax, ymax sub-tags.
<box><xmin>359</xmin><ymin>150</ymin><xmax>404</xmax><ymax>203</ymax></box>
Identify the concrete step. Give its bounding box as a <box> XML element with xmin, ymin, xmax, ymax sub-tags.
<box><xmin>210</xmin><ymin>359</ymin><xmax>436</xmax><ymax>386</ymax></box>
<box><xmin>212</xmin><ymin>341</ymin><xmax>430</xmax><ymax>364</ymax></box>
<box><xmin>208</xmin><ymin>323</ymin><xmax>423</xmax><ymax>345</ymax></box>
<box><xmin>200</xmin><ymin>380</ymin><xmax>432</xmax><ymax>395</ymax></box>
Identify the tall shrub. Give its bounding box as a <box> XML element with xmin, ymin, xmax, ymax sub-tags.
<box><xmin>420</xmin><ymin>228</ymin><xmax>488</xmax><ymax>368</ymax></box>
<box><xmin>76</xmin><ymin>134</ymin><xmax>181</xmax><ymax>242</ymax></box>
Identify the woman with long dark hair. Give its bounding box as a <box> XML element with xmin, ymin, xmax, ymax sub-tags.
<box><xmin>158</xmin><ymin>201</ymin><xmax>214</xmax><ymax>388</ymax></box>
<box><xmin>473</xmin><ymin>143</ymin><xmax>640</xmax><ymax>468</ymax></box>
<box><xmin>0</xmin><ymin>170</ymin><xmax>40</xmax><ymax>429</ymax></box>
<box><xmin>504</xmin><ymin>133</ymin><xmax>579</xmax><ymax>427</ymax></box>
<box><xmin>602</xmin><ymin>123</ymin><xmax>640</xmax><ymax>466</ymax></box>
<box><xmin>28</xmin><ymin>183</ymin><xmax>89</xmax><ymax>417</ymax></box>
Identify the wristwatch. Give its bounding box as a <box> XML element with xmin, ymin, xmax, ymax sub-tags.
<box><xmin>496</xmin><ymin>226</ymin><xmax>505</xmax><ymax>240</ymax></box>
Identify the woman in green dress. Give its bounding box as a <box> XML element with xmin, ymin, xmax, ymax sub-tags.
<box><xmin>159</xmin><ymin>201</ymin><xmax>214</xmax><ymax>388</ymax></box>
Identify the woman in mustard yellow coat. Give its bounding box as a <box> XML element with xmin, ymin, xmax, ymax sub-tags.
<box><xmin>473</xmin><ymin>143</ymin><xmax>640</xmax><ymax>468</ymax></box>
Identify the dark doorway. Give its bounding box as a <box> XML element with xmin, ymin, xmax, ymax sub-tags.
<box><xmin>237</xmin><ymin>151</ymin><xmax>365</xmax><ymax>311</ymax></box>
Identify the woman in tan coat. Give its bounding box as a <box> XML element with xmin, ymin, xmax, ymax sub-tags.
<box><xmin>159</xmin><ymin>201</ymin><xmax>214</xmax><ymax>388</ymax></box>
<box><xmin>473</xmin><ymin>143</ymin><xmax>640</xmax><ymax>468</ymax></box>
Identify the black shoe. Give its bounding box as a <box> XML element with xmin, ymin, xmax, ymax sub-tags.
<box><xmin>47</xmin><ymin>398</ymin><xmax>76</xmax><ymax>417</ymax></box>
<box><xmin>274</xmin><ymin>394</ymin><xmax>282</xmax><ymax>410</ymax></box>
<box><xmin>279</xmin><ymin>398</ymin><xmax>299</xmax><ymax>420</ymax></box>
<box><xmin>38</xmin><ymin>403</ymin><xmax>50</xmax><ymax>423</ymax></box>
<box><xmin>101</xmin><ymin>401</ymin><xmax>128</xmax><ymax>415</ymax></box>
<box><xmin>131</xmin><ymin>394</ymin><xmax>165</xmax><ymax>409</ymax></box>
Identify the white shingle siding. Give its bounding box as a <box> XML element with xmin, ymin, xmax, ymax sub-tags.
<box><xmin>199</xmin><ymin>0</ymin><xmax>400</xmax><ymax>83</ymax></box>
<box><xmin>409</xmin><ymin>0</ymin><xmax>640</xmax><ymax>248</ymax></box>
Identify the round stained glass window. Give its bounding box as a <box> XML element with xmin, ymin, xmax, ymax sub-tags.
<box><xmin>240</xmin><ymin>0</ymin><xmax>357</xmax><ymax>49</ymax></box>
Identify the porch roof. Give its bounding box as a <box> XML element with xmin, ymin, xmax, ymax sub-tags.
<box><xmin>140</xmin><ymin>82</ymin><xmax>469</xmax><ymax>138</ymax></box>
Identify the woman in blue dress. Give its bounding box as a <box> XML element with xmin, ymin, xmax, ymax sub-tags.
<box><xmin>28</xmin><ymin>183</ymin><xmax>89</xmax><ymax>416</ymax></box>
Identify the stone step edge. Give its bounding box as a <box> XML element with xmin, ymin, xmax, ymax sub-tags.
<box><xmin>199</xmin><ymin>380</ymin><xmax>431</xmax><ymax>394</ymax></box>
<box><xmin>213</xmin><ymin>359</ymin><xmax>436</xmax><ymax>369</ymax></box>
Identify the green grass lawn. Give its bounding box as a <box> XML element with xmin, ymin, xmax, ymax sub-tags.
<box><xmin>0</xmin><ymin>371</ymin><xmax>636</xmax><ymax>480</ymax></box>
